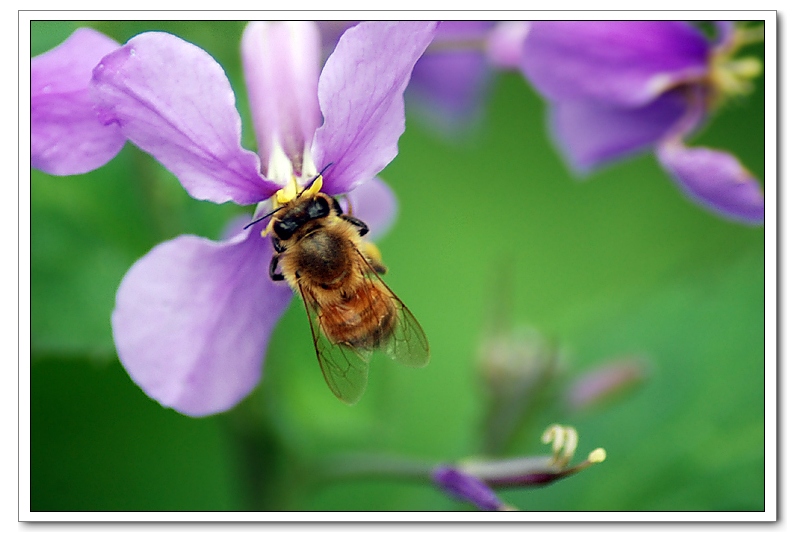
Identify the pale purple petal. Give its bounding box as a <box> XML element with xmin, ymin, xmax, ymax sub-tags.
<box><xmin>656</xmin><ymin>142</ymin><xmax>764</xmax><ymax>224</ymax></box>
<box><xmin>92</xmin><ymin>31</ymin><xmax>279</xmax><ymax>205</ymax></box>
<box><xmin>344</xmin><ymin>177</ymin><xmax>397</xmax><ymax>241</ymax></box>
<box><xmin>241</xmin><ymin>21</ymin><xmax>321</xmax><ymax>169</ymax></box>
<box><xmin>521</xmin><ymin>21</ymin><xmax>710</xmax><ymax>107</ymax></box>
<box><xmin>486</xmin><ymin>21</ymin><xmax>531</xmax><ymax>68</ymax></box>
<box><xmin>432</xmin><ymin>466</ymin><xmax>507</xmax><ymax>511</ymax></box>
<box><xmin>312</xmin><ymin>21</ymin><xmax>439</xmax><ymax>195</ymax></box>
<box><xmin>112</xmin><ymin>224</ymin><xmax>293</xmax><ymax>416</ymax></box>
<box><xmin>31</xmin><ymin>28</ymin><xmax>125</xmax><ymax>175</ymax></box>
<box><xmin>549</xmin><ymin>90</ymin><xmax>689</xmax><ymax>173</ymax></box>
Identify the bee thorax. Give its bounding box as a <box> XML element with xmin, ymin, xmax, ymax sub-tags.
<box><xmin>293</xmin><ymin>229</ymin><xmax>350</xmax><ymax>285</ymax></box>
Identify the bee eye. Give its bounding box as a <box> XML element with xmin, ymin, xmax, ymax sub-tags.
<box><xmin>273</xmin><ymin>218</ymin><xmax>298</xmax><ymax>240</ymax></box>
<box><xmin>307</xmin><ymin>197</ymin><xmax>330</xmax><ymax>219</ymax></box>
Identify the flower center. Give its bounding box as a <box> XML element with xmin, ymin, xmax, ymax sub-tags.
<box><xmin>251</xmin><ymin>142</ymin><xmax>322</xmax><ymax>228</ymax></box>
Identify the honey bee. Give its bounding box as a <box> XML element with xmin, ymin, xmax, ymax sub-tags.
<box><xmin>262</xmin><ymin>176</ymin><xmax>430</xmax><ymax>404</ymax></box>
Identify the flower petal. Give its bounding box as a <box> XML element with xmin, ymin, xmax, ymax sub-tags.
<box><xmin>656</xmin><ymin>142</ymin><xmax>764</xmax><ymax>224</ymax></box>
<box><xmin>548</xmin><ymin>90</ymin><xmax>689</xmax><ymax>173</ymax></box>
<box><xmin>92</xmin><ymin>31</ymin><xmax>279</xmax><ymax>205</ymax></box>
<box><xmin>241</xmin><ymin>21</ymin><xmax>321</xmax><ymax>170</ymax></box>
<box><xmin>486</xmin><ymin>21</ymin><xmax>531</xmax><ymax>68</ymax></box>
<box><xmin>112</xmin><ymin>225</ymin><xmax>293</xmax><ymax>416</ymax></box>
<box><xmin>31</xmin><ymin>28</ymin><xmax>126</xmax><ymax>175</ymax></box>
<box><xmin>344</xmin><ymin>176</ymin><xmax>397</xmax><ymax>241</ymax></box>
<box><xmin>432</xmin><ymin>466</ymin><xmax>508</xmax><ymax>511</ymax></box>
<box><xmin>312</xmin><ymin>21</ymin><xmax>439</xmax><ymax>195</ymax></box>
<box><xmin>521</xmin><ymin>21</ymin><xmax>710</xmax><ymax>107</ymax></box>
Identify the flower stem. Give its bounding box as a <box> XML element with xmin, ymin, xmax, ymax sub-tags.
<box><xmin>314</xmin><ymin>453</ymin><xmax>437</xmax><ymax>485</ymax></box>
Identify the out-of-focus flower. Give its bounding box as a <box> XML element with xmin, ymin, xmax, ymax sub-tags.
<box><xmin>565</xmin><ymin>357</ymin><xmax>648</xmax><ymax>412</ymax></box>
<box><xmin>520</xmin><ymin>21</ymin><xmax>764</xmax><ymax>225</ymax></box>
<box><xmin>478</xmin><ymin>324</ymin><xmax>561</xmax><ymax>399</ymax></box>
<box><xmin>31</xmin><ymin>28</ymin><xmax>126</xmax><ymax>175</ymax></box>
<box><xmin>32</xmin><ymin>21</ymin><xmax>438</xmax><ymax>416</ymax></box>
<box><xmin>406</xmin><ymin>21</ymin><xmax>496</xmax><ymax>132</ymax></box>
<box><xmin>432</xmin><ymin>424</ymin><xmax>605</xmax><ymax>510</ymax></box>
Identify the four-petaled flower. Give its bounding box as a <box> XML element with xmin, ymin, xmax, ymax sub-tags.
<box><xmin>32</xmin><ymin>21</ymin><xmax>438</xmax><ymax>416</ymax></box>
<box><xmin>519</xmin><ymin>21</ymin><xmax>764</xmax><ymax>225</ymax></box>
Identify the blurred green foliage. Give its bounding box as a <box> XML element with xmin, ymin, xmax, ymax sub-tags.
<box><xmin>29</xmin><ymin>20</ymin><xmax>765</xmax><ymax>512</ymax></box>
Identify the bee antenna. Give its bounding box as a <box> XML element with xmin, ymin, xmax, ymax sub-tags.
<box><xmin>298</xmin><ymin>162</ymin><xmax>335</xmax><ymax>196</ymax></box>
<box><xmin>244</xmin><ymin>206</ymin><xmax>283</xmax><ymax>230</ymax></box>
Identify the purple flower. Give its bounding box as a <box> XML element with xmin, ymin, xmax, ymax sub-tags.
<box><xmin>519</xmin><ymin>21</ymin><xmax>764</xmax><ymax>225</ymax></box>
<box><xmin>33</xmin><ymin>21</ymin><xmax>438</xmax><ymax>416</ymax></box>
<box><xmin>31</xmin><ymin>28</ymin><xmax>126</xmax><ymax>175</ymax></box>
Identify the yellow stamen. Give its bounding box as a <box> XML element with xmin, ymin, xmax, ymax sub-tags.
<box><xmin>708</xmin><ymin>24</ymin><xmax>764</xmax><ymax>107</ymax></box>
<box><xmin>274</xmin><ymin>180</ymin><xmax>298</xmax><ymax>205</ymax></box>
<box><xmin>542</xmin><ymin>424</ymin><xmax>580</xmax><ymax>468</ymax></box>
<box><xmin>305</xmin><ymin>175</ymin><xmax>323</xmax><ymax>197</ymax></box>
<box><xmin>588</xmin><ymin>448</ymin><xmax>607</xmax><ymax>464</ymax></box>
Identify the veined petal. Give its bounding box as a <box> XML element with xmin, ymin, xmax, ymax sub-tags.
<box><xmin>31</xmin><ymin>28</ymin><xmax>125</xmax><ymax>175</ymax></box>
<box><xmin>521</xmin><ymin>21</ymin><xmax>710</xmax><ymax>107</ymax></box>
<box><xmin>656</xmin><ymin>141</ymin><xmax>764</xmax><ymax>225</ymax></box>
<box><xmin>92</xmin><ymin>31</ymin><xmax>280</xmax><ymax>205</ymax></box>
<box><xmin>241</xmin><ymin>21</ymin><xmax>321</xmax><ymax>171</ymax></box>
<box><xmin>549</xmin><ymin>90</ymin><xmax>689</xmax><ymax>173</ymax></box>
<box><xmin>344</xmin><ymin>176</ymin><xmax>397</xmax><ymax>241</ymax></box>
<box><xmin>312</xmin><ymin>21</ymin><xmax>439</xmax><ymax>195</ymax></box>
<box><xmin>112</xmin><ymin>225</ymin><xmax>293</xmax><ymax>417</ymax></box>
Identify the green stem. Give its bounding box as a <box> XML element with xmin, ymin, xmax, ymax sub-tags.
<box><xmin>314</xmin><ymin>453</ymin><xmax>437</xmax><ymax>485</ymax></box>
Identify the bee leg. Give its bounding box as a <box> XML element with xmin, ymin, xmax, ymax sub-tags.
<box><xmin>360</xmin><ymin>242</ymin><xmax>387</xmax><ymax>275</ymax></box>
<box><xmin>342</xmin><ymin>215</ymin><xmax>370</xmax><ymax>237</ymax></box>
<box><xmin>269</xmin><ymin>255</ymin><xmax>284</xmax><ymax>281</ymax></box>
<box><xmin>272</xmin><ymin>236</ymin><xmax>286</xmax><ymax>254</ymax></box>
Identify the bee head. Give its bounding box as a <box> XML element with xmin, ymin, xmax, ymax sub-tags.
<box><xmin>272</xmin><ymin>195</ymin><xmax>332</xmax><ymax>240</ymax></box>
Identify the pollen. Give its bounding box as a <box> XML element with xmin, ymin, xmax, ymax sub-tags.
<box><xmin>275</xmin><ymin>180</ymin><xmax>298</xmax><ymax>205</ymax></box>
<box><xmin>588</xmin><ymin>448</ymin><xmax>607</xmax><ymax>464</ymax></box>
<box><xmin>305</xmin><ymin>175</ymin><xmax>323</xmax><ymax>197</ymax></box>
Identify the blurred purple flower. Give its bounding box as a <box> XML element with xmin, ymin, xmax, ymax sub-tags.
<box><xmin>406</xmin><ymin>21</ymin><xmax>496</xmax><ymax>132</ymax></box>
<box><xmin>520</xmin><ymin>21</ymin><xmax>764</xmax><ymax>225</ymax></box>
<box><xmin>31</xmin><ymin>28</ymin><xmax>126</xmax><ymax>175</ymax></box>
<box><xmin>565</xmin><ymin>357</ymin><xmax>647</xmax><ymax>412</ymax></box>
<box><xmin>33</xmin><ymin>21</ymin><xmax>437</xmax><ymax>416</ymax></box>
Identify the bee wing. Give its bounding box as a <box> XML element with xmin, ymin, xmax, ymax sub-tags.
<box><xmin>383</xmin><ymin>298</ymin><xmax>430</xmax><ymax>368</ymax></box>
<box><xmin>356</xmin><ymin>250</ymin><xmax>430</xmax><ymax>369</ymax></box>
<box><xmin>297</xmin><ymin>281</ymin><xmax>370</xmax><ymax>405</ymax></box>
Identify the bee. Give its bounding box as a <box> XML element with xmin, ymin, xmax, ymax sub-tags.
<box><xmin>261</xmin><ymin>175</ymin><xmax>430</xmax><ymax>404</ymax></box>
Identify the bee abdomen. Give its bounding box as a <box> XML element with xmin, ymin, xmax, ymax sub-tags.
<box><xmin>319</xmin><ymin>285</ymin><xmax>397</xmax><ymax>350</ymax></box>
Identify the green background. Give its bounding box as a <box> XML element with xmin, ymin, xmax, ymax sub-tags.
<box><xmin>29</xmin><ymin>21</ymin><xmax>766</xmax><ymax>512</ymax></box>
